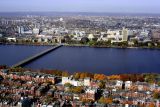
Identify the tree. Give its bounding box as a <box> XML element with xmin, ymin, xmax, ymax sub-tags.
<box><xmin>98</xmin><ymin>81</ymin><xmax>106</xmax><ymax>89</ymax></box>
<box><xmin>149</xmin><ymin>102</ymin><xmax>155</xmax><ymax>107</ymax></box>
<box><xmin>98</xmin><ymin>97</ymin><xmax>113</xmax><ymax>104</ymax></box>
<box><xmin>153</xmin><ymin>92</ymin><xmax>160</xmax><ymax>99</ymax></box>
<box><xmin>71</xmin><ymin>86</ymin><xmax>84</xmax><ymax>94</ymax></box>
<box><xmin>107</xmin><ymin>75</ymin><xmax>121</xmax><ymax>80</ymax></box>
<box><xmin>74</xmin><ymin>73</ymin><xmax>80</xmax><ymax>79</ymax></box>
<box><xmin>62</xmin><ymin>72</ymin><xmax>69</xmax><ymax>77</ymax></box>
<box><xmin>81</xmin><ymin>37</ymin><xmax>89</xmax><ymax>44</ymax></box>
<box><xmin>158</xmin><ymin>81</ymin><xmax>160</xmax><ymax>86</ymax></box>
<box><xmin>94</xmin><ymin>74</ymin><xmax>106</xmax><ymax>80</ymax></box>
<box><xmin>98</xmin><ymin>97</ymin><xmax>106</xmax><ymax>104</ymax></box>
<box><xmin>80</xmin><ymin>73</ymin><xmax>86</xmax><ymax>79</ymax></box>
<box><xmin>64</xmin><ymin>83</ymin><xmax>72</xmax><ymax>87</ymax></box>
<box><xmin>88</xmin><ymin>41</ymin><xmax>96</xmax><ymax>46</ymax></box>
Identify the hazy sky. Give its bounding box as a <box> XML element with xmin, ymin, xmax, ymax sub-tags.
<box><xmin>0</xmin><ymin>0</ymin><xmax>160</xmax><ymax>13</ymax></box>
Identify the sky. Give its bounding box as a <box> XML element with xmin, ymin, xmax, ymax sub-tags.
<box><xmin>0</xmin><ymin>0</ymin><xmax>160</xmax><ymax>13</ymax></box>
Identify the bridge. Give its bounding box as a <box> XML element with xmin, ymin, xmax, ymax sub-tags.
<box><xmin>12</xmin><ymin>44</ymin><xmax>63</xmax><ymax>68</ymax></box>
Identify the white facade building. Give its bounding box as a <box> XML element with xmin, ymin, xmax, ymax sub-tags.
<box><xmin>125</xmin><ymin>81</ymin><xmax>132</xmax><ymax>89</ymax></box>
<box><xmin>116</xmin><ymin>80</ymin><xmax>123</xmax><ymax>87</ymax></box>
<box><xmin>84</xmin><ymin>78</ymin><xmax>91</xmax><ymax>86</ymax></box>
<box><xmin>62</xmin><ymin>76</ymin><xmax>83</xmax><ymax>86</ymax></box>
<box><xmin>33</xmin><ymin>28</ymin><xmax>39</xmax><ymax>34</ymax></box>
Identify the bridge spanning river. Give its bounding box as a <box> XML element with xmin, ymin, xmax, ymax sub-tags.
<box><xmin>12</xmin><ymin>44</ymin><xmax>62</xmax><ymax>68</ymax></box>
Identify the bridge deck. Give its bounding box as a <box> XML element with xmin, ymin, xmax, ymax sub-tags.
<box><xmin>12</xmin><ymin>45</ymin><xmax>62</xmax><ymax>68</ymax></box>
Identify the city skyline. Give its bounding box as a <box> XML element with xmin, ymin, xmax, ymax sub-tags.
<box><xmin>0</xmin><ymin>0</ymin><xmax>160</xmax><ymax>14</ymax></box>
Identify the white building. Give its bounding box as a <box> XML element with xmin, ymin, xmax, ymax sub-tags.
<box><xmin>18</xmin><ymin>26</ymin><xmax>24</xmax><ymax>34</ymax></box>
<box><xmin>116</xmin><ymin>80</ymin><xmax>123</xmax><ymax>87</ymax></box>
<box><xmin>125</xmin><ymin>81</ymin><xmax>132</xmax><ymax>90</ymax></box>
<box><xmin>7</xmin><ymin>37</ymin><xmax>16</xmax><ymax>42</ymax></box>
<box><xmin>88</xmin><ymin>34</ymin><xmax>95</xmax><ymax>40</ymax></box>
<box><xmin>33</xmin><ymin>28</ymin><xmax>39</xmax><ymax>34</ymax></box>
<box><xmin>85</xmin><ymin>88</ymin><xmax>97</xmax><ymax>94</ymax></box>
<box><xmin>84</xmin><ymin>78</ymin><xmax>91</xmax><ymax>86</ymax></box>
<box><xmin>122</xmin><ymin>28</ymin><xmax>128</xmax><ymax>41</ymax></box>
<box><xmin>62</xmin><ymin>76</ymin><xmax>83</xmax><ymax>86</ymax></box>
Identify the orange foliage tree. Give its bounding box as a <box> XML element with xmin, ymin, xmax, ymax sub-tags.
<box><xmin>94</xmin><ymin>74</ymin><xmax>106</xmax><ymax>80</ymax></box>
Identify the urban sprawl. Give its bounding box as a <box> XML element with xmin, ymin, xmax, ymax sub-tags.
<box><xmin>0</xmin><ymin>15</ymin><xmax>160</xmax><ymax>107</ymax></box>
<box><xmin>0</xmin><ymin>15</ymin><xmax>160</xmax><ymax>48</ymax></box>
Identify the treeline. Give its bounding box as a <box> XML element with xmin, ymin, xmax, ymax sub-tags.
<box><xmin>0</xmin><ymin>65</ymin><xmax>159</xmax><ymax>83</ymax></box>
<box><xmin>67</xmin><ymin>38</ymin><xmax>160</xmax><ymax>48</ymax></box>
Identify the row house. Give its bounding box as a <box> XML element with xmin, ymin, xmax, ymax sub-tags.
<box><xmin>80</xmin><ymin>88</ymin><xmax>97</xmax><ymax>101</ymax></box>
<box><xmin>54</xmin><ymin>91</ymin><xmax>63</xmax><ymax>99</ymax></box>
<box><xmin>47</xmin><ymin>89</ymin><xmax>55</xmax><ymax>96</ymax></box>
<box><xmin>62</xmin><ymin>92</ymin><xmax>73</xmax><ymax>101</ymax></box>
<box><xmin>1</xmin><ymin>71</ymin><xmax>56</xmax><ymax>84</ymax></box>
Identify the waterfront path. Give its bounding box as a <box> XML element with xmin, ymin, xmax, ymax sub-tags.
<box><xmin>12</xmin><ymin>44</ymin><xmax>62</xmax><ymax>68</ymax></box>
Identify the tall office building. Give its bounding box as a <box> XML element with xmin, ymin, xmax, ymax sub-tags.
<box><xmin>18</xmin><ymin>26</ymin><xmax>24</xmax><ymax>34</ymax></box>
<box><xmin>122</xmin><ymin>27</ymin><xmax>128</xmax><ymax>41</ymax></box>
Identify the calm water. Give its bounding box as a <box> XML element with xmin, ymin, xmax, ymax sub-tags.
<box><xmin>0</xmin><ymin>45</ymin><xmax>51</xmax><ymax>66</ymax></box>
<box><xmin>0</xmin><ymin>45</ymin><xmax>160</xmax><ymax>75</ymax></box>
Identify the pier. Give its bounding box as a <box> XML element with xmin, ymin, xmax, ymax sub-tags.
<box><xmin>12</xmin><ymin>44</ymin><xmax>62</xmax><ymax>68</ymax></box>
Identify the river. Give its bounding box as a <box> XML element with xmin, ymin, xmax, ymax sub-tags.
<box><xmin>0</xmin><ymin>45</ymin><xmax>160</xmax><ymax>75</ymax></box>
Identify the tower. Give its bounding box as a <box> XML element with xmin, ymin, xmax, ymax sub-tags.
<box><xmin>122</xmin><ymin>27</ymin><xmax>128</xmax><ymax>41</ymax></box>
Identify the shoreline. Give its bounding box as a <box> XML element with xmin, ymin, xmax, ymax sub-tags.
<box><xmin>0</xmin><ymin>42</ymin><xmax>160</xmax><ymax>50</ymax></box>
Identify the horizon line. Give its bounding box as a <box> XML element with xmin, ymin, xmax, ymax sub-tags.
<box><xmin>0</xmin><ymin>11</ymin><xmax>160</xmax><ymax>14</ymax></box>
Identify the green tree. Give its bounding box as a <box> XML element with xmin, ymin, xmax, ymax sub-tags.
<box><xmin>64</xmin><ymin>83</ymin><xmax>73</xmax><ymax>87</ymax></box>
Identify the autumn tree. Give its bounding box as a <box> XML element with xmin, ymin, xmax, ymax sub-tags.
<box><xmin>153</xmin><ymin>92</ymin><xmax>160</xmax><ymax>99</ymax></box>
<box><xmin>149</xmin><ymin>102</ymin><xmax>155</xmax><ymax>107</ymax></box>
<box><xmin>94</xmin><ymin>74</ymin><xmax>106</xmax><ymax>81</ymax></box>
<box><xmin>74</xmin><ymin>73</ymin><xmax>80</xmax><ymax>79</ymax></box>
<box><xmin>98</xmin><ymin>97</ymin><xmax>113</xmax><ymax>104</ymax></box>
<box><xmin>98</xmin><ymin>81</ymin><xmax>106</xmax><ymax>89</ymax></box>
<box><xmin>98</xmin><ymin>97</ymin><xmax>106</xmax><ymax>104</ymax></box>
<box><xmin>71</xmin><ymin>86</ymin><xmax>84</xmax><ymax>94</ymax></box>
<box><xmin>73</xmin><ymin>72</ymin><xmax>94</xmax><ymax>79</ymax></box>
<box><xmin>107</xmin><ymin>75</ymin><xmax>121</xmax><ymax>80</ymax></box>
<box><xmin>62</xmin><ymin>72</ymin><xmax>69</xmax><ymax>77</ymax></box>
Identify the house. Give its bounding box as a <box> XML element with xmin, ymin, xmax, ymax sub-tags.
<box><xmin>54</xmin><ymin>91</ymin><xmax>63</xmax><ymax>99</ymax></box>
<box><xmin>81</xmin><ymin>88</ymin><xmax>97</xmax><ymax>101</ymax></box>
<box><xmin>62</xmin><ymin>92</ymin><xmax>73</xmax><ymax>100</ymax></box>
<box><xmin>62</xmin><ymin>76</ymin><xmax>83</xmax><ymax>86</ymax></box>
<box><xmin>47</xmin><ymin>89</ymin><xmax>55</xmax><ymax>96</ymax></box>
<box><xmin>125</xmin><ymin>81</ymin><xmax>132</xmax><ymax>90</ymax></box>
<box><xmin>115</xmin><ymin>80</ymin><xmax>123</xmax><ymax>89</ymax></box>
<box><xmin>84</xmin><ymin>78</ymin><xmax>91</xmax><ymax>87</ymax></box>
<box><xmin>7</xmin><ymin>37</ymin><xmax>17</xmax><ymax>42</ymax></box>
<box><xmin>135</xmin><ymin>82</ymin><xmax>150</xmax><ymax>91</ymax></box>
<box><xmin>73</xmin><ymin>94</ymin><xmax>81</xmax><ymax>100</ymax></box>
<box><xmin>88</xmin><ymin>34</ymin><xmax>95</xmax><ymax>40</ymax></box>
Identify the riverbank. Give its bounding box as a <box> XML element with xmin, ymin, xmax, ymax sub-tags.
<box><xmin>64</xmin><ymin>43</ymin><xmax>160</xmax><ymax>50</ymax></box>
<box><xmin>1</xmin><ymin>42</ymin><xmax>160</xmax><ymax>50</ymax></box>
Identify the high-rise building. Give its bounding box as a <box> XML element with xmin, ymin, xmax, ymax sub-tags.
<box><xmin>122</xmin><ymin>27</ymin><xmax>128</xmax><ymax>41</ymax></box>
<box><xmin>18</xmin><ymin>26</ymin><xmax>24</xmax><ymax>34</ymax></box>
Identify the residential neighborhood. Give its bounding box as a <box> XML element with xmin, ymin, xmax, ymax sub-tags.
<box><xmin>0</xmin><ymin>66</ymin><xmax>160</xmax><ymax>107</ymax></box>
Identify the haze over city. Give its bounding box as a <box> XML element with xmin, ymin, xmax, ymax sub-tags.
<box><xmin>0</xmin><ymin>0</ymin><xmax>160</xmax><ymax>13</ymax></box>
